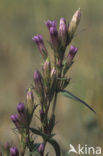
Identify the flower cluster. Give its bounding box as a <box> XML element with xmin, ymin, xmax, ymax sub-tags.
<box><xmin>0</xmin><ymin>8</ymin><xmax>95</xmax><ymax>156</ymax></box>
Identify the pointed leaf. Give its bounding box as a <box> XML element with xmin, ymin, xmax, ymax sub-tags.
<box><xmin>29</xmin><ymin>128</ymin><xmax>55</xmax><ymax>140</ymax></box>
<box><xmin>60</xmin><ymin>90</ymin><xmax>96</xmax><ymax>113</ymax></box>
<box><xmin>48</xmin><ymin>139</ymin><xmax>61</xmax><ymax>156</ymax></box>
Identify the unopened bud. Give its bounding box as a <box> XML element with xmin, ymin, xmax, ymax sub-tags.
<box><xmin>34</xmin><ymin>70</ymin><xmax>43</xmax><ymax>96</ymax></box>
<box><xmin>26</xmin><ymin>88</ymin><xmax>34</xmax><ymax>114</ymax></box>
<box><xmin>17</xmin><ymin>103</ymin><xmax>25</xmax><ymax>115</ymax></box>
<box><xmin>38</xmin><ymin>144</ymin><xmax>44</xmax><ymax>154</ymax></box>
<box><xmin>10</xmin><ymin>114</ymin><xmax>19</xmax><ymax>123</ymax></box>
<box><xmin>32</xmin><ymin>34</ymin><xmax>47</xmax><ymax>59</ymax></box>
<box><xmin>50</xmin><ymin>26</ymin><xmax>59</xmax><ymax>49</ymax></box>
<box><xmin>34</xmin><ymin>70</ymin><xmax>42</xmax><ymax>84</ymax></box>
<box><xmin>68</xmin><ymin>8</ymin><xmax>81</xmax><ymax>39</ymax></box>
<box><xmin>67</xmin><ymin>45</ymin><xmax>78</xmax><ymax>64</ymax></box>
<box><xmin>51</xmin><ymin>67</ymin><xmax>56</xmax><ymax>78</ymax></box>
<box><xmin>59</xmin><ymin>17</ymin><xmax>68</xmax><ymax>47</ymax></box>
<box><xmin>43</xmin><ymin>59</ymin><xmax>51</xmax><ymax>76</ymax></box>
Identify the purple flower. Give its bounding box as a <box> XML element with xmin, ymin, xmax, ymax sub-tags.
<box><xmin>32</xmin><ymin>34</ymin><xmax>47</xmax><ymax>59</ymax></box>
<box><xmin>59</xmin><ymin>17</ymin><xmax>68</xmax><ymax>47</ymax></box>
<box><xmin>50</xmin><ymin>26</ymin><xmax>59</xmax><ymax>49</ymax></box>
<box><xmin>10</xmin><ymin>147</ymin><xmax>19</xmax><ymax>156</ymax></box>
<box><xmin>45</xmin><ymin>20</ymin><xmax>56</xmax><ymax>30</ymax></box>
<box><xmin>67</xmin><ymin>45</ymin><xmax>78</xmax><ymax>63</ymax></box>
<box><xmin>17</xmin><ymin>103</ymin><xmax>25</xmax><ymax>114</ymax></box>
<box><xmin>10</xmin><ymin>114</ymin><xmax>19</xmax><ymax>123</ymax></box>
<box><xmin>34</xmin><ymin>70</ymin><xmax>43</xmax><ymax>90</ymax></box>
<box><xmin>38</xmin><ymin>143</ymin><xmax>44</xmax><ymax>154</ymax></box>
<box><xmin>34</xmin><ymin>70</ymin><xmax>42</xmax><ymax>83</ymax></box>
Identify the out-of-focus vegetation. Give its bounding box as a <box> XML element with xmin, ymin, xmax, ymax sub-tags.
<box><xmin>0</xmin><ymin>0</ymin><xmax>103</xmax><ymax>155</ymax></box>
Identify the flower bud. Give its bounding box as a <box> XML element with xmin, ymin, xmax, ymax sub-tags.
<box><xmin>50</xmin><ymin>67</ymin><xmax>56</xmax><ymax>78</ymax></box>
<box><xmin>32</xmin><ymin>34</ymin><xmax>47</xmax><ymax>59</ymax></box>
<box><xmin>34</xmin><ymin>70</ymin><xmax>42</xmax><ymax>84</ymax></box>
<box><xmin>26</xmin><ymin>88</ymin><xmax>34</xmax><ymax>114</ymax></box>
<box><xmin>10</xmin><ymin>114</ymin><xmax>19</xmax><ymax>123</ymax></box>
<box><xmin>17</xmin><ymin>103</ymin><xmax>25</xmax><ymax>115</ymax></box>
<box><xmin>34</xmin><ymin>70</ymin><xmax>43</xmax><ymax>96</ymax></box>
<box><xmin>38</xmin><ymin>144</ymin><xmax>44</xmax><ymax>154</ymax></box>
<box><xmin>10</xmin><ymin>114</ymin><xmax>21</xmax><ymax>130</ymax></box>
<box><xmin>10</xmin><ymin>147</ymin><xmax>19</xmax><ymax>156</ymax></box>
<box><xmin>59</xmin><ymin>17</ymin><xmax>68</xmax><ymax>47</ymax></box>
<box><xmin>68</xmin><ymin>8</ymin><xmax>81</xmax><ymax>39</ymax></box>
<box><xmin>67</xmin><ymin>45</ymin><xmax>78</xmax><ymax>64</ymax></box>
<box><xmin>50</xmin><ymin>26</ymin><xmax>59</xmax><ymax>49</ymax></box>
<box><xmin>45</xmin><ymin>20</ymin><xmax>57</xmax><ymax>30</ymax></box>
<box><xmin>43</xmin><ymin>59</ymin><xmax>51</xmax><ymax>76</ymax></box>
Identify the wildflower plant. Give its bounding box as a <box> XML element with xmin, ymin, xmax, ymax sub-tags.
<box><xmin>0</xmin><ymin>8</ymin><xmax>96</xmax><ymax>156</ymax></box>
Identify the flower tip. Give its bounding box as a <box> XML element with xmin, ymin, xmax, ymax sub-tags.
<box><xmin>10</xmin><ymin>114</ymin><xmax>18</xmax><ymax>122</ymax></box>
<box><xmin>10</xmin><ymin>147</ymin><xmax>19</xmax><ymax>156</ymax></box>
<box><xmin>17</xmin><ymin>102</ymin><xmax>25</xmax><ymax>114</ymax></box>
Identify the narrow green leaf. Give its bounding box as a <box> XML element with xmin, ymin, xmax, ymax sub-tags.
<box><xmin>29</xmin><ymin>128</ymin><xmax>55</xmax><ymax>140</ymax></box>
<box><xmin>60</xmin><ymin>90</ymin><xmax>96</xmax><ymax>114</ymax></box>
<box><xmin>48</xmin><ymin>139</ymin><xmax>61</xmax><ymax>156</ymax></box>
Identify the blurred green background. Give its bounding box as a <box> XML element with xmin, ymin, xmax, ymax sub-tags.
<box><xmin>0</xmin><ymin>0</ymin><xmax>103</xmax><ymax>155</ymax></box>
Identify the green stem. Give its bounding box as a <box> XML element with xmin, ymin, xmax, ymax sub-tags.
<box><xmin>52</xmin><ymin>92</ymin><xmax>58</xmax><ymax>115</ymax></box>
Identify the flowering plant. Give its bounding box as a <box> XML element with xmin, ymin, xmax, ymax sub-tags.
<box><xmin>0</xmin><ymin>8</ymin><xmax>95</xmax><ymax>156</ymax></box>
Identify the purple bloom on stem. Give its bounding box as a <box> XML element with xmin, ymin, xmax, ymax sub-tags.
<box><xmin>10</xmin><ymin>147</ymin><xmax>19</xmax><ymax>156</ymax></box>
<box><xmin>50</xmin><ymin>26</ymin><xmax>59</xmax><ymax>49</ymax></box>
<box><xmin>45</xmin><ymin>20</ymin><xmax>57</xmax><ymax>30</ymax></box>
<box><xmin>67</xmin><ymin>45</ymin><xmax>78</xmax><ymax>63</ymax></box>
<box><xmin>34</xmin><ymin>70</ymin><xmax>42</xmax><ymax>83</ymax></box>
<box><xmin>17</xmin><ymin>103</ymin><xmax>25</xmax><ymax>114</ymax></box>
<box><xmin>45</xmin><ymin>20</ymin><xmax>59</xmax><ymax>50</ymax></box>
<box><xmin>10</xmin><ymin>114</ymin><xmax>19</xmax><ymax>123</ymax></box>
<box><xmin>32</xmin><ymin>34</ymin><xmax>47</xmax><ymax>59</ymax></box>
<box><xmin>38</xmin><ymin>143</ymin><xmax>44</xmax><ymax>154</ymax></box>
